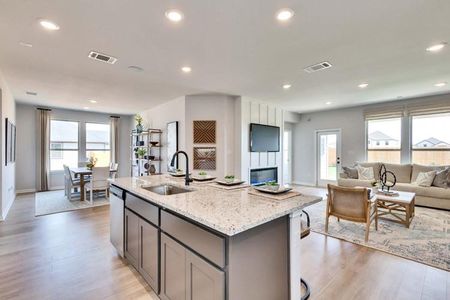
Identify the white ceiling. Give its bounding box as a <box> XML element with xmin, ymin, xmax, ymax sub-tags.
<box><xmin>0</xmin><ymin>0</ymin><xmax>449</xmax><ymax>114</ymax></box>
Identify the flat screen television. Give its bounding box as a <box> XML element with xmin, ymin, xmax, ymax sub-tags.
<box><xmin>249</xmin><ymin>123</ymin><xmax>280</xmax><ymax>152</ymax></box>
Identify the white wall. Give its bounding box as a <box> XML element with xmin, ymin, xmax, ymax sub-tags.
<box><xmin>15</xmin><ymin>103</ymin><xmax>132</xmax><ymax>192</ymax></box>
<box><xmin>141</xmin><ymin>97</ymin><xmax>186</xmax><ymax>173</ymax></box>
<box><xmin>293</xmin><ymin>93</ymin><xmax>450</xmax><ymax>186</ymax></box>
<box><xmin>185</xmin><ymin>95</ymin><xmax>237</xmax><ymax>177</ymax></box>
<box><xmin>238</xmin><ymin>97</ymin><xmax>284</xmax><ymax>183</ymax></box>
<box><xmin>0</xmin><ymin>71</ymin><xmax>16</xmax><ymax>220</ymax></box>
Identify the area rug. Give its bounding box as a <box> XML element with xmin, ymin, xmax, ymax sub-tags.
<box><xmin>35</xmin><ymin>190</ymin><xmax>109</xmax><ymax>216</ymax></box>
<box><xmin>305</xmin><ymin>200</ymin><xmax>450</xmax><ymax>271</ymax></box>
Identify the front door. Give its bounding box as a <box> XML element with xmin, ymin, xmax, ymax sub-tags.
<box><xmin>316</xmin><ymin>130</ymin><xmax>341</xmax><ymax>187</ymax></box>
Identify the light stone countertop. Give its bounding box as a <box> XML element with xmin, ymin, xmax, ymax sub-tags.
<box><xmin>112</xmin><ymin>175</ymin><xmax>322</xmax><ymax>236</ymax></box>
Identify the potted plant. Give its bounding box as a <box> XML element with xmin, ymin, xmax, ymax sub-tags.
<box><xmin>135</xmin><ymin>114</ymin><xmax>144</xmax><ymax>133</ymax></box>
<box><xmin>224</xmin><ymin>175</ymin><xmax>235</xmax><ymax>183</ymax></box>
<box><xmin>265</xmin><ymin>181</ymin><xmax>280</xmax><ymax>191</ymax></box>
<box><xmin>136</xmin><ymin>148</ymin><xmax>147</xmax><ymax>158</ymax></box>
<box><xmin>86</xmin><ymin>153</ymin><xmax>98</xmax><ymax>170</ymax></box>
<box><xmin>198</xmin><ymin>171</ymin><xmax>208</xmax><ymax>179</ymax></box>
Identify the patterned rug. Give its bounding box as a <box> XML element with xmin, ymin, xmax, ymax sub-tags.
<box><xmin>305</xmin><ymin>200</ymin><xmax>450</xmax><ymax>271</ymax></box>
<box><xmin>35</xmin><ymin>190</ymin><xmax>109</xmax><ymax>216</ymax></box>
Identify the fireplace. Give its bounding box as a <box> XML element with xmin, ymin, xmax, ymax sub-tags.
<box><xmin>250</xmin><ymin>167</ymin><xmax>278</xmax><ymax>186</ymax></box>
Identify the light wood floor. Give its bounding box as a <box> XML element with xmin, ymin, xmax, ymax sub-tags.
<box><xmin>0</xmin><ymin>192</ymin><xmax>448</xmax><ymax>300</ymax></box>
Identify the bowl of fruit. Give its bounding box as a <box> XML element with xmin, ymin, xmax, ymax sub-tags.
<box><xmin>264</xmin><ymin>181</ymin><xmax>280</xmax><ymax>191</ymax></box>
<box><xmin>224</xmin><ymin>175</ymin><xmax>235</xmax><ymax>183</ymax></box>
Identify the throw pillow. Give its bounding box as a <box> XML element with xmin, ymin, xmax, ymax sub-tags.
<box><xmin>414</xmin><ymin>171</ymin><xmax>437</xmax><ymax>187</ymax></box>
<box><xmin>432</xmin><ymin>168</ymin><xmax>449</xmax><ymax>188</ymax></box>
<box><xmin>356</xmin><ymin>165</ymin><xmax>375</xmax><ymax>181</ymax></box>
<box><xmin>342</xmin><ymin>166</ymin><xmax>358</xmax><ymax>179</ymax></box>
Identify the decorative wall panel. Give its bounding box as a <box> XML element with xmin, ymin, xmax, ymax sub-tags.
<box><xmin>193</xmin><ymin>147</ymin><xmax>216</xmax><ymax>170</ymax></box>
<box><xmin>193</xmin><ymin>121</ymin><xmax>216</xmax><ymax>144</ymax></box>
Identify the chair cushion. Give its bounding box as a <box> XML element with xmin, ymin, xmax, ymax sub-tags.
<box><xmin>337</xmin><ymin>178</ymin><xmax>374</xmax><ymax>188</ymax></box>
<box><xmin>395</xmin><ymin>183</ymin><xmax>450</xmax><ymax>199</ymax></box>
<box><xmin>382</xmin><ymin>163</ymin><xmax>412</xmax><ymax>183</ymax></box>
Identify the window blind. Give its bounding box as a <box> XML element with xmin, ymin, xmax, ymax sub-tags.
<box><xmin>407</xmin><ymin>101</ymin><xmax>450</xmax><ymax>116</ymax></box>
<box><xmin>363</xmin><ymin>105</ymin><xmax>405</xmax><ymax>120</ymax></box>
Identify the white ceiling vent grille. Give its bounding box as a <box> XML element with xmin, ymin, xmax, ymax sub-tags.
<box><xmin>304</xmin><ymin>61</ymin><xmax>332</xmax><ymax>73</ymax></box>
<box><xmin>88</xmin><ymin>51</ymin><xmax>117</xmax><ymax>64</ymax></box>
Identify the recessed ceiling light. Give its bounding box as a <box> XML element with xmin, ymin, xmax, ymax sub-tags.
<box><xmin>434</xmin><ymin>82</ymin><xmax>447</xmax><ymax>87</ymax></box>
<box><xmin>19</xmin><ymin>41</ymin><xmax>33</xmax><ymax>48</ymax></box>
<box><xmin>89</xmin><ymin>100</ymin><xmax>97</xmax><ymax>104</ymax></box>
<box><xmin>325</xmin><ymin>101</ymin><xmax>332</xmax><ymax>105</ymax></box>
<box><xmin>426</xmin><ymin>42</ymin><xmax>446</xmax><ymax>52</ymax></box>
<box><xmin>39</xmin><ymin>19</ymin><xmax>60</xmax><ymax>31</ymax></box>
<box><xmin>276</xmin><ymin>8</ymin><xmax>295</xmax><ymax>22</ymax></box>
<box><xmin>358</xmin><ymin>83</ymin><xmax>369</xmax><ymax>88</ymax></box>
<box><xmin>83</xmin><ymin>107</ymin><xmax>89</xmax><ymax>110</ymax></box>
<box><xmin>128</xmin><ymin>65</ymin><xmax>144</xmax><ymax>72</ymax></box>
<box><xmin>165</xmin><ymin>10</ymin><xmax>184</xmax><ymax>22</ymax></box>
<box><xmin>282</xmin><ymin>84</ymin><xmax>291</xmax><ymax>89</ymax></box>
<box><xmin>181</xmin><ymin>66</ymin><xmax>192</xmax><ymax>73</ymax></box>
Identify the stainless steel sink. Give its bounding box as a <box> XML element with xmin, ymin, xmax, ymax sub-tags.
<box><xmin>142</xmin><ymin>184</ymin><xmax>192</xmax><ymax>196</ymax></box>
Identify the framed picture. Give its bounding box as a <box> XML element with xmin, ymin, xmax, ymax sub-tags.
<box><xmin>167</xmin><ymin>121</ymin><xmax>179</xmax><ymax>169</ymax></box>
<box><xmin>5</xmin><ymin>118</ymin><xmax>15</xmax><ymax>165</ymax></box>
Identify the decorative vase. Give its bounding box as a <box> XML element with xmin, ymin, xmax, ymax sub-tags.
<box><xmin>149</xmin><ymin>164</ymin><xmax>156</xmax><ymax>174</ymax></box>
<box><xmin>136</xmin><ymin>123</ymin><xmax>143</xmax><ymax>133</ymax></box>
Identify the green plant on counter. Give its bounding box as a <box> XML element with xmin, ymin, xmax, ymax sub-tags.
<box><xmin>265</xmin><ymin>181</ymin><xmax>279</xmax><ymax>186</ymax></box>
<box><xmin>224</xmin><ymin>175</ymin><xmax>235</xmax><ymax>179</ymax></box>
<box><xmin>198</xmin><ymin>171</ymin><xmax>207</xmax><ymax>176</ymax></box>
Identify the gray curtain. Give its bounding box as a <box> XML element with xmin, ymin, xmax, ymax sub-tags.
<box><xmin>36</xmin><ymin>108</ymin><xmax>51</xmax><ymax>191</ymax></box>
<box><xmin>110</xmin><ymin>116</ymin><xmax>120</xmax><ymax>165</ymax></box>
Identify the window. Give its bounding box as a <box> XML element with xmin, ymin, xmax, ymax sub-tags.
<box><xmin>412</xmin><ymin>113</ymin><xmax>450</xmax><ymax>166</ymax></box>
<box><xmin>367</xmin><ymin>118</ymin><xmax>401</xmax><ymax>163</ymax></box>
<box><xmin>86</xmin><ymin>123</ymin><xmax>111</xmax><ymax>167</ymax></box>
<box><xmin>50</xmin><ymin>120</ymin><xmax>79</xmax><ymax>171</ymax></box>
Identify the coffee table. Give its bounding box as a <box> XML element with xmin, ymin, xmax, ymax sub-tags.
<box><xmin>375</xmin><ymin>191</ymin><xmax>415</xmax><ymax>228</ymax></box>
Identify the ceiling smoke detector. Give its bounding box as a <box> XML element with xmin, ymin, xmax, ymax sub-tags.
<box><xmin>88</xmin><ymin>51</ymin><xmax>117</xmax><ymax>64</ymax></box>
<box><xmin>303</xmin><ymin>61</ymin><xmax>332</xmax><ymax>73</ymax></box>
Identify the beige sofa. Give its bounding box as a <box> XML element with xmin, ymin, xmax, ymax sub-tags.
<box><xmin>338</xmin><ymin>162</ymin><xmax>450</xmax><ymax>210</ymax></box>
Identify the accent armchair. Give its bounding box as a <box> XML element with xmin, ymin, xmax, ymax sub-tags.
<box><xmin>325</xmin><ymin>184</ymin><xmax>378</xmax><ymax>242</ymax></box>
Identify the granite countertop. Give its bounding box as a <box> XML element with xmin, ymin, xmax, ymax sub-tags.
<box><xmin>112</xmin><ymin>175</ymin><xmax>322</xmax><ymax>236</ymax></box>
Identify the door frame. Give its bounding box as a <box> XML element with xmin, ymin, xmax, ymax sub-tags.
<box><xmin>283</xmin><ymin>127</ymin><xmax>293</xmax><ymax>184</ymax></box>
<box><xmin>315</xmin><ymin>129</ymin><xmax>342</xmax><ymax>187</ymax></box>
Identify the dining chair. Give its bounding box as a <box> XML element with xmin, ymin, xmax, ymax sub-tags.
<box><xmin>63</xmin><ymin>165</ymin><xmax>81</xmax><ymax>201</ymax></box>
<box><xmin>326</xmin><ymin>184</ymin><xmax>378</xmax><ymax>242</ymax></box>
<box><xmin>85</xmin><ymin>166</ymin><xmax>110</xmax><ymax>204</ymax></box>
<box><xmin>109</xmin><ymin>162</ymin><xmax>119</xmax><ymax>179</ymax></box>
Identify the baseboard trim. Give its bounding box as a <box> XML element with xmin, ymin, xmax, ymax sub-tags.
<box><xmin>16</xmin><ymin>188</ymin><xmax>37</xmax><ymax>194</ymax></box>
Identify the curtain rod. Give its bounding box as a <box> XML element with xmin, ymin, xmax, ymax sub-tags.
<box><xmin>110</xmin><ymin>115</ymin><xmax>120</xmax><ymax>118</ymax></box>
<box><xmin>37</xmin><ymin>108</ymin><xmax>52</xmax><ymax>111</ymax></box>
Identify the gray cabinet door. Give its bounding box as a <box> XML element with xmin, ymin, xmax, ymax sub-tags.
<box><xmin>140</xmin><ymin>220</ymin><xmax>159</xmax><ymax>293</ymax></box>
<box><xmin>124</xmin><ymin>209</ymin><xmax>139</xmax><ymax>269</ymax></box>
<box><xmin>186</xmin><ymin>250</ymin><xmax>225</xmax><ymax>300</ymax></box>
<box><xmin>160</xmin><ymin>234</ymin><xmax>186</xmax><ymax>300</ymax></box>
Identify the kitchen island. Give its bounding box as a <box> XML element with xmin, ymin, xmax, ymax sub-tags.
<box><xmin>110</xmin><ymin>175</ymin><xmax>321</xmax><ymax>300</ymax></box>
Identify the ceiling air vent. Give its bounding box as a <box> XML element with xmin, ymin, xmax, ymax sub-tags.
<box><xmin>88</xmin><ymin>51</ymin><xmax>117</xmax><ymax>64</ymax></box>
<box><xmin>304</xmin><ymin>61</ymin><xmax>332</xmax><ymax>73</ymax></box>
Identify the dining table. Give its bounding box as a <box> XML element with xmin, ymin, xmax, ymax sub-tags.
<box><xmin>69</xmin><ymin>167</ymin><xmax>117</xmax><ymax>202</ymax></box>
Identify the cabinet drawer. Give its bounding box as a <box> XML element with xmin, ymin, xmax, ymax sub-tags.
<box><xmin>161</xmin><ymin>210</ymin><xmax>225</xmax><ymax>268</ymax></box>
<box><xmin>125</xmin><ymin>193</ymin><xmax>159</xmax><ymax>225</ymax></box>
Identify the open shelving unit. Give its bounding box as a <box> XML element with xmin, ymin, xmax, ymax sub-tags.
<box><xmin>130</xmin><ymin>129</ymin><xmax>163</xmax><ymax>177</ymax></box>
